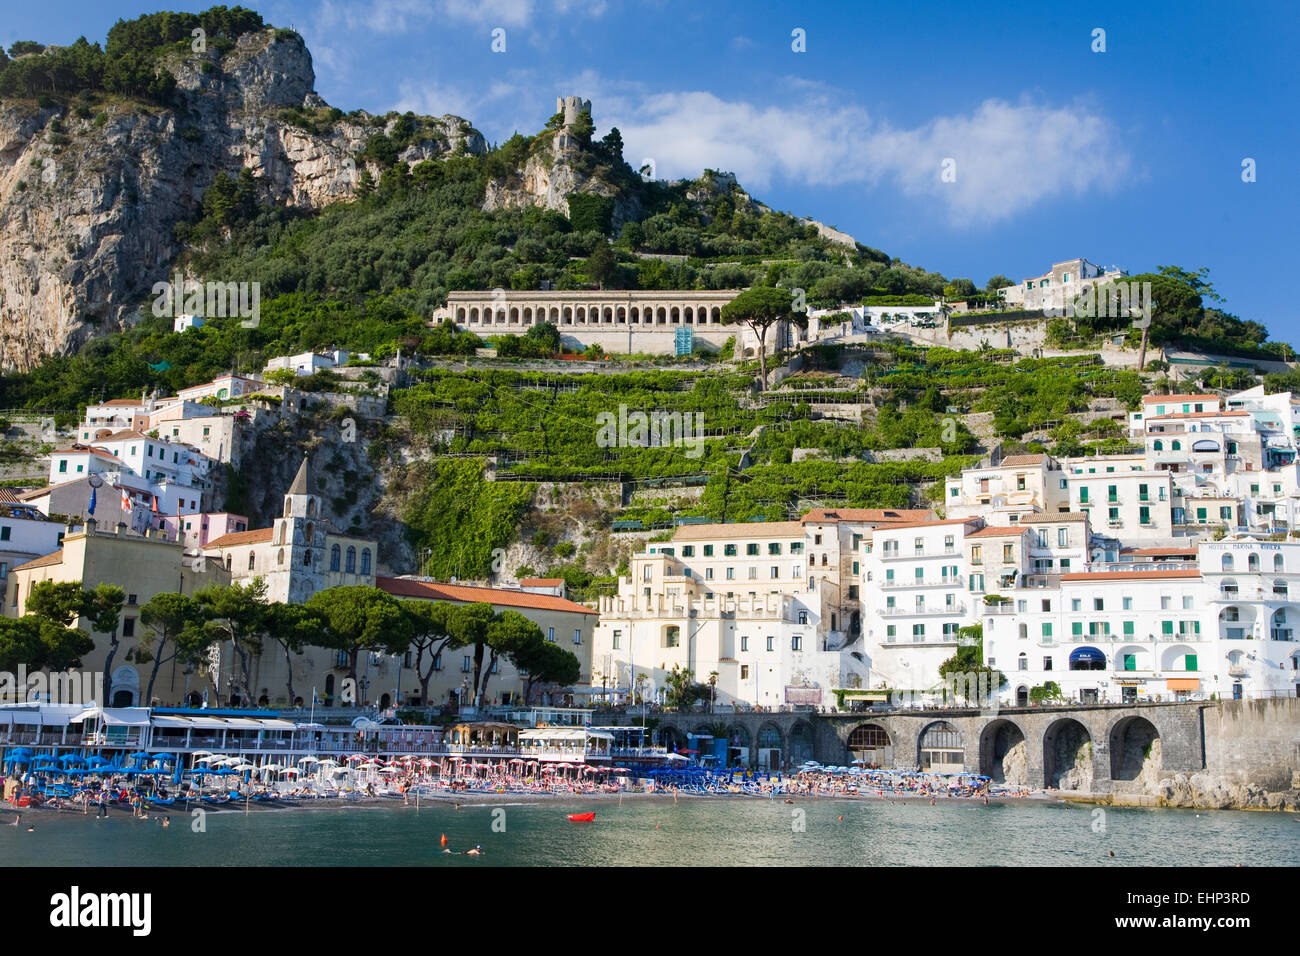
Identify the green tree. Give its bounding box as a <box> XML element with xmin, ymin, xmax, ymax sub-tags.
<box><xmin>306</xmin><ymin>586</ymin><xmax>412</xmax><ymax>705</ymax></box>
<box><xmin>403</xmin><ymin>600</ymin><xmax>459</xmax><ymax>704</ymax></box>
<box><xmin>720</xmin><ymin>286</ymin><xmax>807</xmax><ymax>390</ymax></box>
<box><xmin>476</xmin><ymin>609</ymin><xmax>539</xmax><ymax>706</ymax></box>
<box><xmin>584</xmin><ymin>239</ymin><xmax>618</xmax><ymax>290</ymax></box>
<box><xmin>137</xmin><ymin>592</ymin><xmax>208</xmax><ymax>705</ymax></box>
<box><xmin>195</xmin><ymin>578</ymin><xmax>269</xmax><ymax>704</ymax></box>
<box><xmin>264</xmin><ymin>602</ymin><xmax>324</xmax><ymax>706</ymax></box>
<box><xmin>512</xmin><ymin>630</ymin><xmax>580</xmax><ymax>703</ymax></box>
<box><xmin>83</xmin><ymin>583</ymin><xmax>126</xmax><ymax>705</ymax></box>
<box><xmin>663</xmin><ymin>664</ymin><xmax>699</xmax><ymax>709</ymax></box>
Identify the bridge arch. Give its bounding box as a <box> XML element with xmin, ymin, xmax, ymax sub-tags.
<box><xmin>1043</xmin><ymin>717</ymin><xmax>1093</xmax><ymax>791</ymax></box>
<box><xmin>847</xmin><ymin>722</ymin><xmax>893</xmax><ymax>768</ymax></box>
<box><xmin>787</xmin><ymin>720</ymin><xmax>815</xmax><ymax>766</ymax></box>
<box><xmin>918</xmin><ymin>720</ymin><xmax>965</xmax><ymax>772</ymax></box>
<box><xmin>728</xmin><ymin>725</ymin><xmax>752</xmax><ymax>767</ymax></box>
<box><xmin>1108</xmin><ymin>715</ymin><xmax>1161</xmax><ymax>783</ymax></box>
<box><xmin>978</xmin><ymin>718</ymin><xmax>1028</xmax><ymax>785</ymax></box>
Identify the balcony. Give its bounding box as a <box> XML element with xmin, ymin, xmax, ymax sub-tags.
<box><xmin>881</xmin><ymin>576</ymin><xmax>964</xmax><ymax>589</ymax></box>
<box><xmin>984</xmin><ymin>603</ymin><xmax>1017</xmax><ymax>616</ymax></box>
<box><xmin>1228</xmin><ymin>666</ymin><xmax>1249</xmax><ymax>678</ymax></box>
<box><xmin>881</xmin><ymin>603</ymin><xmax>967</xmax><ymax>617</ymax></box>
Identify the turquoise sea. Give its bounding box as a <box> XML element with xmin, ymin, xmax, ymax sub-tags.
<box><xmin>2</xmin><ymin>796</ymin><xmax>1297</xmax><ymax>866</ymax></box>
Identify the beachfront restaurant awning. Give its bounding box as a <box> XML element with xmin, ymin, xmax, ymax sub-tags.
<box><xmin>1166</xmin><ymin>678</ymin><xmax>1200</xmax><ymax>691</ymax></box>
<box><xmin>71</xmin><ymin>707</ymin><xmax>151</xmax><ymax>726</ymax></box>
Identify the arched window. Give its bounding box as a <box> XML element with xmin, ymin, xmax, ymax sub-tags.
<box><xmin>277</xmin><ymin>547</ymin><xmax>285</xmax><ymax>566</ymax></box>
<box><xmin>1248</xmin><ymin>553</ymin><xmax>1260</xmax><ymax>572</ymax></box>
<box><xmin>283</xmin><ymin>496</ymin><xmax>292</xmax><ymax>518</ymax></box>
<box><xmin>330</xmin><ymin>544</ymin><xmax>341</xmax><ymax>572</ymax></box>
<box><xmin>1171</xmin><ymin>440</ymin><xmax>1181</xmax><ymax>451</ymax></box>
<box><xmin>360</xmin><ymin>549</ymin><xmax>371</xmax><ymax>576</ymax></box>
<box><xmin>346</xmin><ymin>546</ymin><xmax>356</xmax><ymax>574</ymax></box>
<box><xmin>1153</xmin><ymin>440</ymin><xmax>1163</xmax><ymax>451</ymax></box>
<box><xmin>303</xmin><ymin>550</ymin><xmax>311</xmax><ymax>567</ymax></box>
<box><xmin>1017</xmin><ymin>652</ymin><xmax>1028</xmax><ymax>670</ymax></box>
<box><xmin>1275</xmin><ymin>554</ymin><xmax>1285</xmax><ymax>572</ymax></box>
<box><xmin>247</xmin><ymin>552</ymin><xmax>256</xmax><ymax>571</ymax></box>
<box><xmin>1222</xmin><ymin>554</ymin><xmax>1234</xmax><ymax>571</ymax></box>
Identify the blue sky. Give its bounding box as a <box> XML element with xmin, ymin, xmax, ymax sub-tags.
<box><xmin>13</xmin><ymin>1</ymin><xmax>1300</xmax><ymax>342</ymax></box>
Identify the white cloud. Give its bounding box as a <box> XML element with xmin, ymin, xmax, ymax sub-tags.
<box><xmin>608</xmin><ymin>91</ymin><xmax>1133</xmax><ymax>226</ymax></box>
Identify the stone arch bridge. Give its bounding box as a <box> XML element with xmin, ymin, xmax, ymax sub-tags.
<box><xmin>648</xmin><ymin>701</ymin><xmax>1207</xmax><ymax>794</ymax></box>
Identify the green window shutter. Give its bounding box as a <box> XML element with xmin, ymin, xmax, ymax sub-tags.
<box><xmin>1186</xmin><ymin>654</ymin><xmax>1197</xmax><ymax>671</ymax></box>
<box><xmin>1162</xmin><ymin>620</ymin><xmax>1174</xmax><ymax>635</ymax></box>
<box><xmin>1123</xmin><ymin>621</ymin><xmax>1134</xmax><ymax>636</ymax></box>
<box><xmin>1072</xmin><ymin>622</ymin><xmax>1083</xmax><ymax>636</ymax></box>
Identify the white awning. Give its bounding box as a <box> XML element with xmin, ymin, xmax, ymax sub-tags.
<box><xmin>70</xmin><ymin>707</ymin><xmax>150</xmax><ymax>726</ymax></box>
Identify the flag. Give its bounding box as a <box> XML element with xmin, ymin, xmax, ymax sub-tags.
<box><xmin>120</xmin><ymin>487</ymin><xmax>132</xmax><ymax>513</ymax></box>
<box><xmin>88</xmin><ymin>484</ymin><xmax>96</xmax><ymax>516</ymax></box>
<box><xmin>151</xmin><ymin>494</ymin><xmax>160</xmax><ymax>514</ymax></box>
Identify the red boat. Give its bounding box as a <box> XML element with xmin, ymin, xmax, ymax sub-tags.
<box><xmin>566</xmin><ymin>812</ymin><xmax>595</xmax><ymax>822</ymax></box>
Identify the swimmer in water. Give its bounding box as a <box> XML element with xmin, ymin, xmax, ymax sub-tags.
<box><xmin>466</xmin><ymin>846</ymin><xmax>484</xmax><ymax>856</ymax></box>
<box><xmin>161</xmin><ymin>817</ymin><xmax>171</xmax><ymax>828</ymax></box>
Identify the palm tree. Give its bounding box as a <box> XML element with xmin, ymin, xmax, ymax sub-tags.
<box><xmin>707</xmin><ymin>671</ymin><xmax>719</xmax><ymax>713</ymax></box>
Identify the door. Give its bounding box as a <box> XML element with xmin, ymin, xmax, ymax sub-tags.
<box><xmin>1121</xmin><ymin>686</ymin><xmax>1137</xmax><ymax>704</ymax></box>
<box><xmin>1232</xmin><ymin>683</ymin><xmax>1243</xmax><ymax>700</ymax></box>
<box><xmin>1016</xmin><ymin>686</ymin><xmax>1029</xmax><ymax>707</ymax></box>
<box><xmin>1080</xmin><ymin>688</ymin><xmax>1099</xmax><ymax>704</ymax></box>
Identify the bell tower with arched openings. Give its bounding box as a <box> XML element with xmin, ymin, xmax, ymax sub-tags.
<box><xmin>266</xmin><ymin>456</ymin><xmax>326</xmax><ymax>603</ymax></box>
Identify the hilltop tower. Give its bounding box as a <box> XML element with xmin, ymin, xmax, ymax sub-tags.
<box><xmin>265</xmin><ymin>456</ymin><xmax>326</xmax><ymax>603</ymax></box>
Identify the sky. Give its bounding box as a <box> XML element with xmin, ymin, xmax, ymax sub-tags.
<box><xmin>11</xmin><ymin>0</ymin><xmax>1300</xmax><ymax>342</ymax></box>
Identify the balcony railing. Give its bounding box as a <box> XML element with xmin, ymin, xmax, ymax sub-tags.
<box><xmin>881</xmin><ymin>603</ymin><xmax>967</xmax><ymax>617</ymax></box>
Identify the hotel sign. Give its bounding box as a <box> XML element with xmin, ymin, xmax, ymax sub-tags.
<box><xmin>785</xmin><ymin>685</ymin><xmax>822</xmax><ymax>706</ymax></box>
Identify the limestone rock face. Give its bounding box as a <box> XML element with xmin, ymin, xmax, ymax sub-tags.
<box><xmin>1153</xmin><ymin>771</ymin><xmax>1300</xmax><ymax>811</ymax></box>
<box><xmin>0</xmin><ymin>28</ymin><xmax>483</xmax><ymax>371</ymax></box>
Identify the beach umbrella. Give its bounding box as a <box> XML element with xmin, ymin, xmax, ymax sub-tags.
<box><xmin>150</xmin><ymin>753</ymin><xmax>177</xmax><ymax>763</ymax></box>
<box><xmin>190</xmin><ymin>751</ymin><xmax>213</xmax><ymax>759</ymax></box>
<box><xmin>297</xmin><ymin>755</ymin><xmax>320</xmax><ymax>764</ymax></box>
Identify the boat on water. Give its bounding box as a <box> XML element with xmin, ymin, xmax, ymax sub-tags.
<box><xmin>566</xmin><ymin>812</ymin><xmax>595</xmax><ymax>822</ymax></box>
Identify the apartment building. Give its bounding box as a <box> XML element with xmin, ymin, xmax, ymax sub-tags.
<box><xmin>591</xmin><ymin>521</ymin><xmax>858</xmax><ymax>710</ymax></box>
<box><xmin>1062</xmin><ymin>455</ymin><xmax>1176</xmax><ymax>542</ymax></box>
<box><xmin>983</xmin><ymin>567</ymin><xmax>1206</xmax><ymax>706</ymax></box>
<box><xmin>944</xmin><ymin>453</ymin><xmax>1068</xmax><ymax>521</ymax></box>
<box><xmin>860</xmin><ymin>518</ymin><xmax>983</xmax><ymax>693</ymax></box>
<box><xmin>999</xmin><ymin>257</ymin><xmax>1127</xmax><ymax>311</ymax></box>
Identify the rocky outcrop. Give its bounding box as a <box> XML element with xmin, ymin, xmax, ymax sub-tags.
<box><xmin>1152</xmin><ymin>772</ymin><xmax>1300</xmax><ymax>812</ymax></box>
<box><xmin>0</xmin><ymin>29</ymin><xmax>483</xmax><ymax>371</ymax></box>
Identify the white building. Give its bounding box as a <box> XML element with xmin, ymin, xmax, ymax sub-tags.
<box><xmin>592</xmin><ymin>521</ymin><xmax>860</xmax><ymax>710</ymax></box>
<box><xmin>1000</xmin><ymin>257</ymin><xmax>1127</xmax><ymax>312</ymax></box>
<box><xmin>263</xmin><ymin>349</ymin><xmax>357</xmax><ymax>377</ymax></box>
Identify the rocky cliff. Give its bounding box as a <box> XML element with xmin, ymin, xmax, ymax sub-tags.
<box><xmin>0</xmin><ymin>28</ymin><xmax>484</xmax><ymax>372</ymax></box>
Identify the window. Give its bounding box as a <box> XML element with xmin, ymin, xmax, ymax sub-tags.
<box><xmin>1043</xmin><ymin>657</ymin><xmax>1053</xmax><ymax>671</ymax></box>
<box><xmin>790</xmin><ymin>542</ymin><xmax>803</xmax><ymax>554</ymax></box>
<box><xmin>1002</xmin><ymin>545</ymin><xmax>1013</xmax><ymax>563</ymax></box>
<box><xmin>886</xmin><ymin>625</ymin><xmax>896</xmax><ymax>641</ymax></box>
<box><xmin>971</xmin><ymin>546</ymin><xmax>983</xmax><ymax>566</ymax></box>
<box><xmin>612</xmin><ymin>630</ymin><xmax>621</xmax><ymax>650</ymax></box>
<box><xmin>766</xmin><ymin>636</ymin><xmax>774</xmax><ymax>652</ymax></box>
<box><xmin>748</xmin><ymin>567</ymin><xmax>757</xmax><ymax>580</ymax></box>
<box><xmin>462</xmin><ymin>656</ymin><xmax>472</xmax><ymax>673</ymax></box>
<box><xmin>912</xmin><ymin>624</ymin><xmax>925</xmax><ymax>640</ymax></box>
<box><xmin>682</xmin><ymin>545</ymin><xmax>694</xmax><ymax>557</ymax></box>
<box><xmin>643</xmin><ymin>566</ymin><xmax>652</xmax><ymax>582</ymax></box>
<box><xmin>798</xmin><ymin>611</ymin><xmax>808</xmax><ymax>625</ymax></box>
<box><xmin>791</xmin><ymin>635</ymin><xmax>802</xmax><ymax>651</ymax></box>
<box><xmin>345</xmin><ymin>547</ymin><xmax>356</xmax><ymax>573</ymax></box>
<box><xmin>1072</xmin><ymin>622</ymin><xmax>1083</xmax><ymax>637</ymax></box>
<box><xmin>1123</xmin><ymin>621</ymin><xmax>1134</xmax><ymax>636</ymax></box>
<box><xmin>726</xmin><ymin>568</ymin><xmax>734</xmax><ymax>580</ymax></box>
<box><xmin>1041</xmin><ymin>600</ymin><xmax>1051</xmax><ymax>612</ymax></box>
<box><xmin>1036</xmin><ymin>529</ymin><xmax>1048</xmax><ymax>548</ymax></box>
<box><xmin>122</xmin><ymin>617</ymin><xmax>135</xmax><ymax>637</ymax></box>
<box><xmin>746</xmin><ymin>543</ymin><xmax>759</xmax><ymax>556</ymax></box>
<box><xmin>741</xmin><ymin>636</ymin><xmax>749</xmax><ymax>652</ymax></box>
<box><xmin>433</xmin><ymin>653</ymin><xmax>443</xmax><ymax>671</ymax></box>
<box><xmin>768</xmin><ymin>543</ymin><xmax>781</xmax><ymax>555</ymax></box>
<box><xmin>574</xmin><ymin>629</ymin><xmax>581</xmax><ymax>645</ymax></box>
<box><xmin>705</xmin><ymin>567</ymin><xmax>714</xmax><ymax>580</ymax></box>
<box><xmin>1123</xmin><ymin>596</ymin><xmax>1132</xmax><ymax>610</ymax></box>
<box><xmin>1042</xmin><ymin>623</ymin><xmax>1053</xmax><ymax>638</ymax></box>
<box><xmin>1018</xmin><ymin>653</ymin><xmax>1028</xmax><ymax>671</ymax></box>
<box><xmin>1182</xmin><ymin>595</ymin><xmax>1193</xmax><ymax>610</ymax></box>
<box><xmin>547</xmin><ymin>627</ymin><xmax>555</xmax><ymax>642</ymax></box>
<box><xmin>1071</xmin><ymin>599</ymin><xmax>1081</xmax><ymax>612</ymax></box>
<box><xmin>740</xmin><ymin>665</ymin><xmax>749</xmax><ymax>680</ymax></box>
<box><xmin>944</xmin><ymin>534</ymin><xmax>955</xmax><ymax>551</ymax></box>
<box><xmin>360</xmin><ymin>549</ymin><xmax>371</xmax><ymax>576</ymax></box>
<box><xmin>247</xmin><ymin>552</ymin><xmax>256</xmax><ymax>571</ymax></box>
<box><xmin>770</xmin><ymin>566</ymin><xmax>779</xmax><ymax>579</ymax></box>
<box><xmin>724</xmin><ymin>544</ymin><xmax>737</xmax><ymax>556</ymax></box>
<box><xmin>1094</xmin><ymin>598</ymin><xmax>1104</xmax><ymax>611</ymax></box>
<box><xmin>703</xmin><ymin>545</ymin><xmax>714</xmax><ymax>556</ymax></box>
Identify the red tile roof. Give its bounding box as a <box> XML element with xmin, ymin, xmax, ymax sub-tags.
<box><xmin>801</xmin><ymin>508</ymin><xmax>935</xmax><ymax>524</ymax></box>
<box><xmin>998</xmin><ymin>455</ymin><xmax>1047</xmax><ymax>466</ymax></box>
<box><xmin>967</xmin><ymin>526</ymin><xmax>1028</xmax><ymax>538</ymax></box>
<box><xmin>377</xmin><ymin>576</ymin><xmax>597</xmax><ymax>615</ymax></box>
<box><xmin>204</xmin><ymin>528</ymin><xmax>274</xmax><ymax>548</ymax></box>
<box><xmin>1141</xmin><ymin>394</ymin><xmax>1217</xmax><ymax>404</ymax></box>
<box><xmin>520</xmin><ymin>578</ymin><xmax>564</xmax><ymax>586</ymax></box>
<box><xmin>13</xmin><ymin>549</ymin><xmax>64</xmax><ymax>572</ymax></box>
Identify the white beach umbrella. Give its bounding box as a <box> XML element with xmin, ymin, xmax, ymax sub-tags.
<box><xmin>297</xmin><ymin>755</ymin><xmax>320</xmax><ymax>765</ymax></box>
